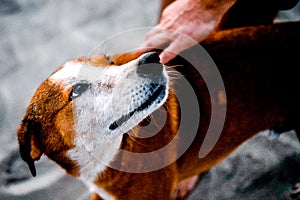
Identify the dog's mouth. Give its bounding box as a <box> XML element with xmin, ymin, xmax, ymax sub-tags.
<box><xmin>109</xmin><ymin>83</ymin><xmax>166</xmax><ymax>131</ymax></box>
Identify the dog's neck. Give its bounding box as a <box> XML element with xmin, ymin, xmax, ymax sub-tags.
<box><xmin>67</xmin><ymin>132</ymin><xmax>123</xmax><ymax>183</ymax></box>
<box><xmin>67</xmin><ymin>124</ymin><xmax>123</xmax><ymax>200</ymax></box>
<box><xmin>66</xmin><ymin>96</ymin><xmax>150</xmax><ymax>199</ymax></box>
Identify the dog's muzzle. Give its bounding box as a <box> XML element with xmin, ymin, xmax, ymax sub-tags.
<box><xmin>108</xmin><ymin>52</ymin><xmax>167</xmax><ymax>131</ymax></box>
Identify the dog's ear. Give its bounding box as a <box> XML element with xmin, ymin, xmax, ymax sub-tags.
<box><xmin>17</xmin><ymin>107</ymin><xmax>43</xmax><ymax>177</ymax></box>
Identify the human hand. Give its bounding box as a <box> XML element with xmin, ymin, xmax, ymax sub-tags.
<box><xmin>141</xmin><ymin>0</ymin><xmax>235</xmax><ymax>64</ymax></box>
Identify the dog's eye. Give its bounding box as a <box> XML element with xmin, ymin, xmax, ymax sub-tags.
<box><xmin>105</xmin><ymin>54</ymin><xmax>114</xmax><ymax>65</ymax></box>
<box><xmin>69</xmin><ymin>82</ymin><xmax>90</xmax><ymax>101</ymax></box>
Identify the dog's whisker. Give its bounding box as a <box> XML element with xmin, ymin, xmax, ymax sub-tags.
<box><xmin>163</xmin><ymin>104</ymin><xmax>171</xmax><ymax>112</ymax></box>
<box><xmin>127</xmin><ymin>129</ymin><xmax>148</xmax><ymax>147</ymax></box>
<box><xmin>165</xmin><ymin>65</ymin><xmax>182</xmax><ymax>79</ymax></box>
<box><xmin>148</xmin><ymin>114</ymin><xmax>161</xmax><ymax>129</ymax></box>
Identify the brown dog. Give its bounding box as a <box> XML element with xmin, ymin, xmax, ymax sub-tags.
<box><xmin>17</xmin><ymin>21</ymin><xmax>300</xmax><ymax>199</ymax></box>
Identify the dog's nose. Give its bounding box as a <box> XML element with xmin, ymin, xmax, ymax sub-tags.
<box><xmin>138</xmin><ymin>52</ymin><xmax>160</xmax><ymax>65</ymax></box>
<box><xmin>137</xmin><ymin>52</ymin><xmax>163</xmax><ymax>78</ymax></box>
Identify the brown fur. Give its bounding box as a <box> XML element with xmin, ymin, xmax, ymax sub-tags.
<box><xmin>17</xmin><ymin>79</ymin><xmax>80</xmax><ymax>177</ymax></box>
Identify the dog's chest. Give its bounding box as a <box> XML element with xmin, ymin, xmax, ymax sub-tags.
<box><xmin>67</xmin><ymin>131</ymin><xmax>122</xmax><ymax>199</ymax></box>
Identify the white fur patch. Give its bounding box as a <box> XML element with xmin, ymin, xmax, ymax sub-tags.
<box><xmin>65</xmin><ymin>53</ymin><xmax>169</xmax><ymax>199</ymax></box>
<box><xmin>49</xmin><ymin>61</ymin><xmax>107</xmax><ymax>82</ymax></box>
<box><xmin>50</xmin><ymin>62</ymin><xmax>82</xmax><ymax>80</ymax></box>
<box><xmin>87</xmin><ymin>182</ymin><xmax>115</xmax><ymax>200</ymax></box>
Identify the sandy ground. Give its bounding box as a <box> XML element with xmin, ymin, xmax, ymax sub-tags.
<box><xmin>1</xmin><ymin>0</ymin><xmax>300</xmax><ymax>199</ymax></box>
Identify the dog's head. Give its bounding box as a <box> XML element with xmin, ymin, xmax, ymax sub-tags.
<box><xmin>17</xmin><ymin>52</ymin><xmax>169</xmax><ymax>178</ymax></box>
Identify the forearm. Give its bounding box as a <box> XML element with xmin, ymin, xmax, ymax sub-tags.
<box><xmin>185</xmin><ymin>0</ymin><xmax>236</xmax><ymax>18</ymax></box>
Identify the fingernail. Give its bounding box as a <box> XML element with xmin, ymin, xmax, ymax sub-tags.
<box><xmin>159</xmin><ymin>55</ymin><xmax>167</xmax><ymax>64</ymax></box>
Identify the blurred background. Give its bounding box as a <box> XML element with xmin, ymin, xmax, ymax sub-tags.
<box><xmin>0</xmin><ymin>0</ymin><xmax>300</xmax><ymax>199</ymax></box>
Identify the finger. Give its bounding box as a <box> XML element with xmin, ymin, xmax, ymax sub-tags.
<box><xmin>141</xmin><ymin>34</ymin><xmax>170</xmax><ymax>50</ymax></box>
<box><xmin>140</xmin><ymin>28</ymin><xmax>172</xmax><ymax>50</ymax></box>
<box><xmin>137</xmin><ymin>28</ymin><xmax>172</xmax><ymax>57</ymax></box>
<box><xmin>160</xmin><ymin>35</ymin><xmax>197</xmax><ymax>64</ymax></box>
<box><xmin>143</xmin><ymin>27</ymin><xmax>162</xmax><ymax>42</ymax></box>
<box><xmin>135</xmin><ymin>47</ymin><xmax>156</xmax><ymax>55</ymax></box>
<box><xmin>159</xmin><ymin>50</ymin><xmax>177</xmax><ymax>64</ymax></box>
<box><xmin>159</xmin><ymin>39</ymin><xmax>186</xmax><ymax>64</ymax></box>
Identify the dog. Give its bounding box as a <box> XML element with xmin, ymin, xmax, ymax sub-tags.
<box><xmin>17</xmin><ymin>21</ymin><xmax>300</xmax><ymax>200</ymax></box>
